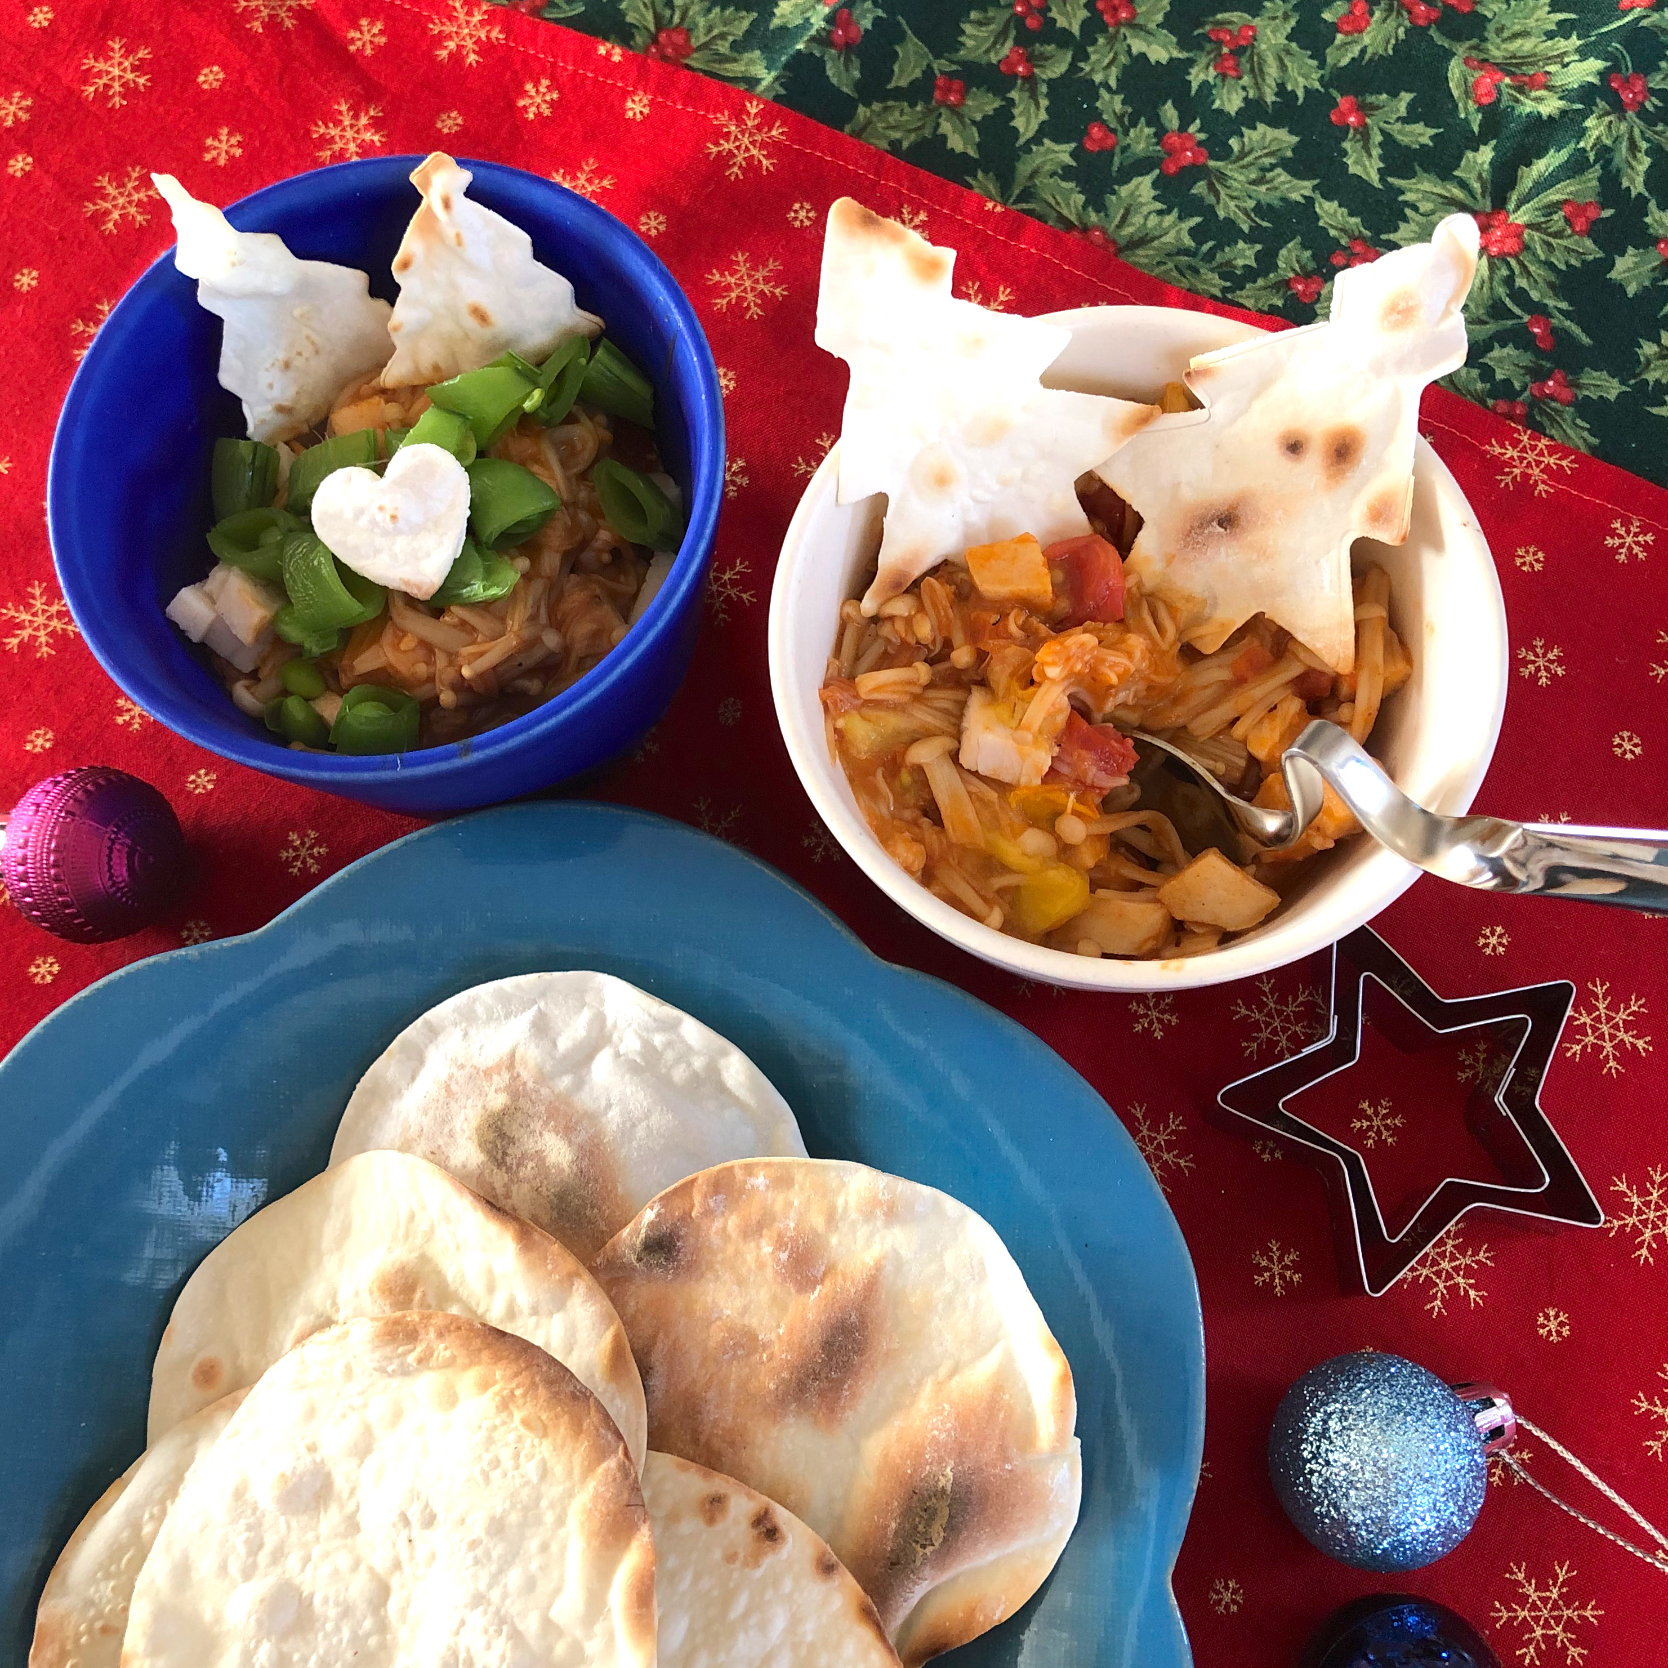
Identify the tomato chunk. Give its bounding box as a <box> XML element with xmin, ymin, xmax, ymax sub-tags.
<box><xmin>1046</xmin><ymin>533</ymin><xmax>1125</xmax><ymax>627</ymax></box>
<box><xmin>1047</xmin><ymin>710</ymin><xmax>1137</xmax><ymax>793</ymax></box>
<box><xmin>1293</xmin><ymin>667</ymin><xmax>1333</xmax><ymax>701</ymax></box>
<box><xmin>1231</xmin><ymin>642</ymin><xmax>1274</xmax><ymax>682</ymax></box>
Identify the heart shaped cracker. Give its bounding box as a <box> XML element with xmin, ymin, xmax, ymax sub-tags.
<box><xmin>310</xmin><ymin>442</ymin><xmax>469</xmax><ymax>601</ymax></box>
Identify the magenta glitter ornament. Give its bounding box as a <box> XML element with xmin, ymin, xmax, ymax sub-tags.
<box><xmin>1</xmin><ymin>767</ymin><xmax>186</xmax><ymax>943</ymax></box>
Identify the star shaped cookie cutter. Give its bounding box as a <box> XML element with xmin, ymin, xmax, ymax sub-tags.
<box><xmin>1210</xmin><ymin>926</ymin><xmax>1602</xmax><ymax>1297</ymax></box>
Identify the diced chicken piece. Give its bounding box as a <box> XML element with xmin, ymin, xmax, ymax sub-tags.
<box><xmin>168</xmin><ymin>562</ymin><xmax>280</xmax><ymax>674</ymax></box>
<box><xmin>165</xmin><ymin>582</ymin><xmax>218</xmax><ymax>643</ymax></box>
<box><xmin>959</xmin><ymin>686</ymin><xmax>1053</xmax><ymax>786</ymax></box>
<box><xmin>1245</xmin><ymin>692</ymin><xmax>1310</xmax><ymax>766</ymax></box>
<box><xmin>965</xmin><ymin>534</ymin><xmax>1053</xmax><ymax>609</ymax></box>
<box><xmin>214</xmin><ymin>565</ymin><xmax>285</xmax><ymax>646</ymax></box>
<box><xmin>312</xmin><ymin>691</ymin><xmax>343</xmax><ymax>726</ymax></box>
<box><xmin>1070</xmin><ymin>890</ymin><xmax>1172</xmax><ymax>957</ymax></box>
<box><xmin>203</xmin><ymin>615</ymin><xmax>263</xmax><ymax>674</ymax></box>
<box><xmin>1156</xmin><ymin>848</ymin><xmax>1280</xmax><ymax>931</ymax></box>
<box><xmin>1253</xmin><ymin>772</ymin><xmax>1361</xmax><ymax>864</ymax></box>
<box><xmin>201</xmin><ymin>563</ymin><xmax>232</xmax><ymax>605</ymax></box>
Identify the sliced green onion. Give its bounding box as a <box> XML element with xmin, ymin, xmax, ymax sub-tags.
<box><xmin>263</xmin><ymin>693</ymin><xmax>330</xmax><ymax>747</ymax></box>
<box><xmin>592</xmin><ymin>458</ymin><xmax>683</xmax><ymax>550</ymax></box>
<box><xmin>427</xmin><ymin>365</ymin><xmax>540</xmax><ymax>449</ymax></box>
<box><xmin>393</xmin><ymin>406</ymin><xmax>478</xmax><ymax>465</ymax></box>
<box><xmin>465</xmin><ymin>457</ymin><xmax>560</xmax><ymax>550</ymax></box>
<box><xmin>430</xmin><ymin>540</ymin><xmax>521</xmax><ymax>608</ymax></box>
<box><xmin>285</xmin><ymin>430</ymin><xmax>378</xmax><ymax>515</ymax></box>
<box><xmin>272</xmin><ymin>609</ymin><xmax>342</xmax><ymax>659</ymax></box>
<box><xmin>330</xmin><ymin>683</ymin><xmax>421</xmax><ymax>755</ymax></box>
<box><xmin>212</xmin><ymin>438</ymin><xmax>280</xmax><ymax>520</ymax></box>
<box><xmin>579</xmin><ymin>338</ymin><xmax>653</xmax><ymax>430</ymax></box>
<box><xmin>280</xmin><ymin>658</ymin><xmax>327</xmax><ymax>699</ymax></box>
<box><xmin>280</xmin><ymin>530</ymin><xmax>385</xmax><ymax>631</ymax></box>
<box><xmin>384</xmin><ymin>425</ymin><xmax>412</xmax><ymax>453</ymax></box>
<box><xmin>206</xmin><ymin>508</ymin><xmax>303</xmax><ymax>582</ymax></box>
<box><xmin>530</xmin><ymin>336</ymin><xmax>591</xmax><ymax>429</ymax></box>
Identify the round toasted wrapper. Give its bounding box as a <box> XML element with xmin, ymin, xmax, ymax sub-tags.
<box><xmin>147</xmin><ymin>1149</ymin><xmax>646</xmax><ymax>1469</ymax></box>
<box><xmin>30</xmin><ymin>1392</ymin><xmax>246</xmax><ymax>1668</ymax></box>
<box><xmin>124</xmin><ymin>1313</ymin><xmax>656</xmax><ymax>1668</ymax></box>
<box><xmin>331</xmin><ymin>971</ymin><xmax>806</xmax><ymax>1262</ymax></box>
<box><xmin>644</xmin><ymin>1451</ymin><xmax>900</xmax><ymax>1668</ymax></box>
<box><xmin>594</xmin><ymin>1158</ymin><xmax>1081</xmax><ymax>1666</ymax></box>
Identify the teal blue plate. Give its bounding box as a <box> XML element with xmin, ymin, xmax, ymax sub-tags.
<box><xmin>0</xmin><ymin>803</ymin><xmax>1202</xmax><ymax>1665</ymax></box>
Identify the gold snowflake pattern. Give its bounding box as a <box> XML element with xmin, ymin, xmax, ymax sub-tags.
<box><xmin>1536</xmin><ymin>1306</ymin><xmax>1570</xmax><ymax>1343</ymax></box>
<box><xmin>430</xmin><ymin>0</ymin><xmax>502</xmax><ymax>65</ymax></box>
<box><xmin>23</xmin><ymin>726</ymin><xmax>53</xmax><ymax>753</ymax></box>
<box><xmin>1252</xmin><ymin>1239</ymin><xmax>1301</xmax><ymax>1295</ymax></box>
<box><xmin>624</xmin><ymin>92</ymin><xmax>651</xmax><ymax>121</ymax></box>
<box><xmin>1486</xmin><ymin>429</ymin><xmax>1576</xmax><ymax>497</ymax></box>
<box><xmin>717</xmin><ymin>697</ymin><xmax>742</xmax><ymax>728</ymax></box>
<box><xmin>1564</xmin><ymin>979</ymin><xmax>1651</xmax><ymax>1076</ymax></box>
<box><xmin>632</xmin><ymin>726</ymin><xmax>661</xmax><ymax>763</ymax></box>
<box><xmin>1604</xmin><ymin>516</ymin><xmax>1655</xmax><ymax>563</ymax></box>
<box><xmin>707</xmin><ymin>252</ymin><xmax>787</xmax><ymax>320</ymax></box>
<box><xmin>716</xmin><ymin>367</ymin><xmax>737</xmax><ymax>396</ymax></box>
<box><xmin>1609</xmin><ymin>1166</ymin><xmax>1668</xmax><ymax>1265</ymax></box>
<box><xmin>788</xmin><ymin>200</ymin><xmax>818</xmax><ymax>229</ymax></box>
<box><xmin>552</xmin><ymin>159</ymin><xmax>615</xmax><ymax>199</ymax></box>
<box><xmin>203</xmin><ymin>127</ymin><xmax>243</xmax><ymax>166</ymax></box>
<box><xmin>1410</xmin><ymin>1225</ymin><xmax>1492</xmax><ymax>1316</ymax></box>
<box><xmin>1456</xmin><ymin>1034</ymin><xmax>1513</xmax><ymax>1094</ymax></box>
<box><xmin>197</xmin><ymin>65</ymin><xmax>225</xmax><ymax>89</ymax></box>
<box><xmin>1490</xmin><ymin>1562</ymin><xmax>1600</xmax><ymax>1665</ymax></box>
<box><xmin>7</xmin><ymin>153</ymin><xmax>32</xmax><ymax>177</ymax></box>
<box><xmin>801</xmin><ymin>822</ymin><xmax>841</xmax><ymax>863</ymax></box>
<box><xmin>706</xmin><ymin>104</ymin><xmax>787</xmax><ymax>180</ymax></box>
<box><xmin>724</xmin><ymin>458</ymin><xmax>748</xmax><ymax>499</ymax></box>
<box><xmin>1514</xmin><ymin>544</ymin><xmax>1546</xmax><ymax>572</ymax></box>
<box><xmin>311</xmin><ymin>101</ymin><xmax>383</xmax><ymax>163</ymax></box>
<box><xmin>594</xmin><ymin>39</ymin><xmax>624</xmax><ymax>62</ymax></box>
<box><xmin>1634</xmin><ymin>1364</ymin><xmax>1668</xmax><ymax>1460</ymax></box>
<box><xmin>517</xmin><ymin>78</ymin><xmax>558</xmax><ymax>120</ymax></box>
<box><xmin>1232</xmin><ymin>975</ymin><xmax>1327</xmax><ymax>1058</ymax></box>
<box><xmin>13</xmin><ymin>268</ymin><xmax>37</xmax><ymax>292</ymax></box>
<box><xmin>233</xmin><ymin>0</ymin><xmax>313</xmax><ymax>32</ymax></box>
<box><xmin>81</xmin><ymin>38</ymin><xmax>151</xmax><ymax>108</ymax></box>
<box><xmin>1490</xmin><ymin>1444</ymin><xmax>1535</xmax><ymax>1488</ymax></box>
<box><xmin>1650</xmin><ymin>629</ymin><xmax>1668</xmax><ymax>685</ymax></box>
<box><xmin>185</xmin><ymin>769</ymin><xmax>217</xmax><ymax>794</ymax></box>
<box><xmin>638</xmin><ymin>210</ymin><xmax>667</xmax><ymax>239</ymax></box>
<box><xmin>27</xmin><ymin>5</ymin><xmax>52</xmax><ymax>23</ymax></box>
<box><xmin>114</xmin><ymin>697</ymin><xmax>150</xmax><ymax>731</ymax></box>
<box><xmin>70</xmin><ymin>299</ymin><xmax>114</xmax><ymax>360</ymax></box>
<box><xmin>1350</xmin><ymin>1097</ymin><xmax>1403</xmax><ymax>1148</ymax></box>
<box><xmin>1129</xmin><ymin>1104</ymin><xmax>1194</xmax><ymax>1193</ymax></box>
<box><xmin>792</xmin><ymin>432</ymin><xmax>837</xmax><ymax>478</ymax></box>
<box><xmin>693</xmin><ymin>797</ymin><xmax>742</xmax><ymax>841</ymax></box>
<box><xmin>961</xmin><ymin>280</ymin><xmax>1016</xmax><ymax>310</ymax></box>
<box><xmin>1612</xmin><ymin>730</ymin><xmax>1643</xmax><ymax>761</ymax></box>
<box><xmin>435</xmin><ymin>110</ymin><xmax>463</xmax><ymax>135</ymax></box>
<box><xmin>897</xmin><ymin>205</ymin><xmax>928</xmax><ymax>232</ymax></box>
<box><xmin>1207</xmin><ymin>1577</ymin><xmax>1244</xmax><ymax>1616</ymax></box>
<box><xmin>1478</xmin><ymin>925</ymin><xmax>1511</xmax><ymax>955</ymax></box>
<box><xmin>279</xmin><ymin>829</ymin><xmax>328</xmax><ymax>878</ymax></box>
<box><xmin>347</xmin><ymin>16</ymin><xmax>385</xmax><ymax>54</ymax></box>
<box><xmin>1516</xmin><ymin>637</ymin><xmax>1565</xmax><ymax>686</ymax></box>
<box><xmin>1129</xmin><ymin>991</ymin><xmax>1180</xmax><ymax>1039</ymax></box>
<box><xmin>83</xmin><ymin>166</ymin><xmax>152</xmax><ymax>234</ymax></box>
<box><xmin>0</xmin><ymin>456</ymin><xmax>9</xmax><ymax>472</ymax></box>
<box><xmin>28</xmin><ymin>955</ymin><xmax>60</xmax><ymax>985</ymax></box>
<box><xmin>180</xmin><ymin>919</ymin><xmax>213</xmax><ymax>945</ymax></box>
<box><xmin>708</xmin><ymin>558</ymin><xmax>756</xmax><ymax>624</ymax></box>
<box><xmin>1252</xmin><ymin>1139</ymin><xmax>1285</xmax><ymax>1161</ymax></box>
<box><xmin>3</xmin><ymin>580</ymin><xmax>76</xmax><ymax>656</ymax></box>
<box><xmin>0</xmin><ymin>92</ymin><xmax>33</xmax><ymax>128</ymax></box>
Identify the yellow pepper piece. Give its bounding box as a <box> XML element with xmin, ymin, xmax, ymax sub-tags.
<box><xmin>1010</xmin><ymin>863</ymin><xmax>1091</xmax><ymax>936</ymax></box>
<box><xmin>985</xmin><ymin>831</ymin><xmax>1045</xmax><ymax>875</ymax></box>
<box><xmin>965</xmin><ymin>534</ymin><xmax>1053</xmax><ymax>608</ymax></box>
<box><xmin>1008</xmin><ymin>785</ymin><xmax>1077</xmax><ymax>825</ymax></box>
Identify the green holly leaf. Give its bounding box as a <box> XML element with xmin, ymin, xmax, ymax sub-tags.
<box><xmin>1189</xmin><ymin>50</ymin><xmax>1250</xmax><ymax>119</ymax></box>
<box><xmin>1082</xmin><ymin>0</ymin><xmax>1180</xmax><ymax>82</ymax></box>
<box><xmin>1481</xmin><ymin>343</ymin><xmax>1539</xmax><ymax>383</ymax></box>
<box><xmin>620</xmin><ymin>1</ymin><xmax>770</xmax><ymax>83</ymax></box>
<box><xmin>1610</xmin><ymin>244</ymin><xmax>1668</xmax><ymax>300</ymax></box>
<box><xmin>1582</xmin><ymin>106</ymin><xmax>1667</xmax><ymax>200</ymax></box>
<box><xmin>1190</xmin><ymin>5</ymin><xmax>1320</xmax><ymax>113</ymax></box>
<box><xmin>959</xmin><ymin>5</ymin><xmax>1015</xmax><ymax>60</ymax></box>
<box><xmin>768</xmin><ymin>0</ymin><xmax>824</xmax><ymax>27</ymax></box>
<box><xmin>1031</xmin><ymin>40</ymin><xmax>1074</xmax><ymax>78</ymax></box>
<box><xmin>1054</xmin><ymin>0</ymin><xmax>1092</xmax><ymax>28</ymax></box>
<box><xmin>1642</xmin><ymin>332</ymin><xmax>1668</xmax><ymax>387</ymax></box>
<box><xmin>937</xmin><ymin>88</ymin><xmax>1003</xmax><ymax>155</ymax></box>
<box><xmin>1312</xmin><ymin>194</ymin><xmax>1370</xmax><ymax>244</ymax></box>
<box><xmin>1235</xmin><ymin>235</ymin><xmax>1314</xmax><ymax>310</ymax></box>
<box><xmin>846</xmin><ymin>98</ymin><xmax>940</xmax><ymax>151</ymax></box>
<box><xmin>1340</xmin><ymin>90</ymin><xmax>1438</xmax><ymax>187</ymax></box>
<box><xmin>889</xmin><ymin>19</ymin><xmax>939</xmax><ymax>87</ymax></box>
<box><xmin>811</xmin><ymin>38</ymin><xmax>864</xmax><ymax>96</ymax></box>
<box><xmin>1574</xmin><ymin>369</ymin><xmax>1625</xmax><ymax>403</ymax></box>
<box><xmin>1651</xmin><ymin>205</ymin><xmax>1668</xmax><ymax>240</ymax></box>
<box><xmin>1191</xmin><ymin>122</ymin><xmax>1312</xmax><ymax>232</ymax></box>
<box><xmin>1324</xmin><ymin>0</ymin><xmax>1407</xmax><ymax>71</ymax></box>
<box><xmin>1444</xmin><ymin>366</ymin><xmax>1495</xmax><ymax>407</ymax></box>
<box><xmin>969</xmin><ymin>168</ymin><xmax>1004</xmax><ymax>200</ymax></box>
<box><xmin>1158</xmin><ymin>98</ymin><xmax>1182</xmax><ymax>132</ymax></box>
<box><xmin>1529</xmin><ymin>401</ymin><xmax>1599</xmax><ymax>453</ymax></box>
<box><xmin>1089</xmin><ymin>174</ymin><xmax>1213</xmax><ymax>288</ymax></box>
<box><xmin>1010</xmin><ymin>76</ymin><xmax>1050</xmax><ymax>143</ymax></box>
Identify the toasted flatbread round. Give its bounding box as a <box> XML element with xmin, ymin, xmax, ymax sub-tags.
<box><xmin>594</xmin><ymin>1159</ymin><xmax>1081</xmax><ymax>1666</ymax></box>
<box><xmin>147</xmin><ymin>1149</ymin><xmax>645</xmax><ymax>1468</ymax></box>
<box><xmin>330</xmin><ymin>972</ymin><xmax>806</xmax><ymax>1262</ymax></box>
<box><xmin>30</xmin><ymin>1392</ymin><xmax>245</xmax><ymax>1668</ymax></box>
<box><xmin>124</xmin><ymin>1313</ymin><xmax>656</xmax><ymax>1668</ymax></box>
<box><xmin>644</xmin><ymin>1451</ymin><xmax>900</xmax><ymax>1668</ymax></box>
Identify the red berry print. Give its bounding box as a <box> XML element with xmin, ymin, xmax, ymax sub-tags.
<box><xmin>1618</xmin><ymin>0</ymin><xmax>1656</xmax><ymax>10</ymax></box>
<box><xmin>1609</xmin><ymin>71</ymin><xmax>1649</xmax><ymax>111</ymax></box>
<box><xmin>1214</xmin><ymin>52</ymin><xmax>1242</xmax><ymax>76</ymax></box>
<box><xmin>1084</xmin><ymin>226</ymin><xmax>1120</xmax><ymax>255</ymax></box>
<box><xmin>1013</xmin><ymin>0</ymin><xmax>1047</xmax><ymax>29</ymax></box>
<box><xmin>1444</xmin><ymin>0</ymin><xmax>1475</xmax><ymax>11</ymax></box>
<box><xmin>1474</xmin><ymin>209</ymin><xmax>1525</xmax><ymax>258</ymax></box>
<box><xmin>1657</xmin><ymin>237</ymin><xmax>1668</xmax><ymax>259</ymax></box>
<box><xmin>1526</xmin><ymin>312</ymin><xmax>1555</xmax><ymax>351</ymax></box>
<box><xmin>829</xmin><ymin>7</ymin><xmax>861</xmax><ymax>48</ymax></box>
<box><xmin>1530</xmin><ymin>367</ymin><xmax>1576</xmax><ymax>405</ymax></box>
<box><xmin>1467</xmin><ymin>61</ymin><xmax>1506</xmax><ymax>105</ymax></box>
<box><xmin>1491</xmin><ymin>399</ymin><xmax>1528</xmax><ymax>420</ymax></box>
<box><xmin>1097</xmin><ymin>0</ymin><xmax>1137</xmax><ymax>24</ymax></box>
<box><xmin>1287</xmin><ymin>273</ymin><xmax>1325</xmax><ymax>304</ymax></box>
<box><xmin>933</xmin><ymin>74</ymin><xmax>966</xmax><ymax>107</ymax></box>
<box><xmin>1159</xmin><ymin>130</ymin><xmax>1209</xmax><ymax>175</ymax></box>
<box><xmin>1331</xmin><ymin>95</ymin><xmax>1368</xmax><ymax>129</ymax></box>
<box><xmin>647</xmin><ymin>25</ymin><xmax>693</xmax><ymax>61</ymax></box>
<box><xmin>1402</xmin><ymin>0</ymin><xmax>1440</xmax><ymax>24</ymax></box>
<box><xmin>1561</xmin><ymin>199</ymin><xmax>1602</xmax><ymax>236</ymax></box>
<box><xmin>1336</xmin><ymin>0</ymin><xmax>1370</xmax><ymax>33</ymax></box>
<box><xmin>1084</xmin><ymin>121</ymin><xmax>1118</xmax><ymax>153</ymax></box>
<box><xmin>999</xmin><ymin>44</ymin><xmax>1035</xmax><ymax>76</ymax></box>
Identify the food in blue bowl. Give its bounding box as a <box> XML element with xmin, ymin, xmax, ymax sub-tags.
<box><xmin>48</xmin><ymin>155</ymin><xmax>723</xmax><ymax>815</ymax></box>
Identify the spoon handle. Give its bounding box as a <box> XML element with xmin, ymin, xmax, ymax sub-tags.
<box><xmin>1285</xmin><ymin>722</ymin><xmax>1668</xmax><ymax>913</ymax></box>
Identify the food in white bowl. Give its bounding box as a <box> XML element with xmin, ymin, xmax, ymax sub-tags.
<box><xmin>771</xmin><ymin>204</ymin><xmax>1507</xmax><ymax>992</ymax></box>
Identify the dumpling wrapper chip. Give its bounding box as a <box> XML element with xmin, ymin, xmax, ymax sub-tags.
<box><xmin>147</xmin><ymin>1149</ymin><xmax>647</xmax><ymax>1471</ymax></box>
<box><xmin>382</xmin><ymin>152</ymin><xmax>602</xmax><ymax>386</ymax></box>
<box><xmin>643</xmin><ymin>1451</ymin><xmax>901</xmax><ymax>1668</ymax></box>
<box><xmin>123</xmin><ymin>1313</ymin><xmax>656</xmax><ymax>1668</ymax></box>
<box><xmin>593</xmin><ymin>1158</ymin><xmax>1081</xmax><ymax>1667</ymax></box>
<box><xmin>1100</xmin><ymin>212</ymin><xmax>1481</xmax><ymax>674</ymax></box>
<box><xmin>330</xmin><ymin>971</ymin><xmax>806</xmax><ymax>1263</ymax></box>
<box><xmin>815</xmin><ymin>197</ymin><xmax>1158</xmax><ymax>614</ymax></box>
<box><xmin>152</xmin><ymin>174</ymin><xmax>393</xmax><ymax>444</ymax></box>
<box><xmin>29</xmin><ymin>1391</ymin><xmax>246</xmax><ymax>1668</ymax></box>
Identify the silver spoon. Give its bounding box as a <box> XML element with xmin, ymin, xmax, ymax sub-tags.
<box><xmin>1132</xmin><ymin>720</ymin><xmax>1668</xmax><ymax>913</ymax></box>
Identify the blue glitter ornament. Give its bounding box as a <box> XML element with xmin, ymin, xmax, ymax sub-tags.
<box><xmin>1299</xmin><ymin>1594</ymin><xmax>1501</xmax><ymax>1668</ymax></box>
<box><xmin>1269</xmin><ymin>1352</ymin><xmax>1487</xmax><ymax>1572</ymax></box>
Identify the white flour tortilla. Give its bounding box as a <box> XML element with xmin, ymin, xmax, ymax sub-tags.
<box><xmin>147</xmin><ymin>1149</ymin><xmax>646</xmax><ymax>1469</ymax></box>
<box><xmin>123</xmin><ymin>1314</ymin><xmax>656</xmax><ymax>1668</ymax></box>
<box><xmin>331</xmin><ymin>972</ymin><xmax>806</xmax><ymax>1262</ymax></box>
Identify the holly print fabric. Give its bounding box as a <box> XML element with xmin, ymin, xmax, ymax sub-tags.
<box><xmin>507</xmin><ymin>0</ymin><xmax>1668</xmax><ymax>488</ymax></box>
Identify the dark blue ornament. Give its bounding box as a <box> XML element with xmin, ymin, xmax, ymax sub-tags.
<box><xmin>1270</xmin><ymin>1352</ymin><xmax>1487</xmax><ymax>1572</ymax></box>
<box><xmin>1299</xmin><ymin>1594</ymin><xmax>1501</xmax><ymax>1668</ymax></box>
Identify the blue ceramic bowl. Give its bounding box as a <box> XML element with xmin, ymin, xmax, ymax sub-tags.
<box><xmin>48</xmin><ymin>157</ymin><xmax>724</xmax><ymax>816</ymax></box>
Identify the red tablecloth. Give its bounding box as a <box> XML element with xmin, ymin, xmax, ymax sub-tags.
<box><xmin>3</xmin><ymin>3</ymin><xmax>1667</xmax><ymax>1660</ymax></box>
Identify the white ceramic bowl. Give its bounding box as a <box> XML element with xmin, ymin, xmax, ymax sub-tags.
<box><xmin>770</xmin><ymin>305</ymin><xmax>1508</xmax><ymax>992</ymax></box>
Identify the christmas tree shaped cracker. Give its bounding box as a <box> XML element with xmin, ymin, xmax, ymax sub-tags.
<box><xmin>1100</xmin><ymin>213</ymin><xmax>1480</xmax><ymax>673</ymax></box>
<box><xmin>816</xmin><ymin>197</ymin><xmax>1159</xmax><ymax>613</ymax></box>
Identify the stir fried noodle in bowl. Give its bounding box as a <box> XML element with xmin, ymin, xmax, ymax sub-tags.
<box><xmin>770</xmin><ymin>304</ymin><xmax>1507</xmax><ymax>994</ymax></box>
